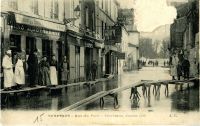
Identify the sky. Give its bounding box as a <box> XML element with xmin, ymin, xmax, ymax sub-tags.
<box><xmin>118</xmin><ymin>0</ymin><xmax>177</xmax><ymax>32</ymax></box>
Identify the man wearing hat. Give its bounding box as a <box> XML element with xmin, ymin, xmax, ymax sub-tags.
<box><xmin>2</xmin><ymin>50</ymin><xmax>14</xmax><ymax>90</ymax></box>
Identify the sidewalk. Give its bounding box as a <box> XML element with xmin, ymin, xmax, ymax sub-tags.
<box><xmin>0</xmin><ymin>76</ymin><xmax>113</xmax><ymax>94</ymax></box>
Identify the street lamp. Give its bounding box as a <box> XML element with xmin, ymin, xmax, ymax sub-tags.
<box><xmin>64</xmin><ymin>5</ymin><xmax>81</xmax><ymax>24</ymax></box>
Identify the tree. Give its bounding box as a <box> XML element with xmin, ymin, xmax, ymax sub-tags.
<box><xmin>139</xmin><ymin>37</ymin><xmax>157</xmax><ymax>58</ymax></box>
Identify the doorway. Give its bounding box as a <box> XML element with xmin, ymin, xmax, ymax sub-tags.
<box><xmin>85</xmin><ymin>47</ymin><xmax>93</xmax><ymax>80</ymax></box>
<box><xmin>75</xmin><ymin>46</ymin><xmax>80</xmax><ymax>82</ymax></box>
<box><xmin>10</xmin><ymin>34</ymin><xmax>21</xmax><ymax>64</ymax></box>
<box><xmin>42</xmin><ymin>39</ymin><xmax>53</xmax><ymax>61</ymax></box>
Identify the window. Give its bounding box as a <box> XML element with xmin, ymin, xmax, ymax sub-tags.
<box><xmin>54</xmin><ymin>0</ymin><xmax>59</xmax><ymax>19</ymax></box>
<box><xmin>101</xmin><ymin>0</ymin><xmax>103</xmax><ymax>9</ymax></box>
<box><xmin>9</xmin><ymin>0</ymin><xmax>18</xmax><ymax>10</ymax></box>
<box><xmin>105</xmin><ymin>0</ymin><xmax>108</xmax><ymax>13</ymax></box>
<box><xmin>101</xmin><ymin>21</ymin><xmax>104</xmax><ymax>38</ymax></box>
<box><xmin>42</xmin><ymin>40</ymin><xmax>53</xmax><ymax>61</ymax></box>
<box><xmin>85</xmin><ymin>7</ymin><xmax>89</xmax><ymax>28</ymax></box>
<box><xmin>72</xmin><ymin>0</ymin><xmax>75</xmax><ymax>25</ymax></box>
<box><xmin>32</xmin><ymin>0</ymin><xmax>38</xmax><ymax>15</ymax></box>
<box><xmin>50</xmin><ymin>0</ymin><xmax>59</xmax><ymax>19</ymax></box>
<box><xmin>92</xmin><ymin>11</ymin><xmax>95</xmax><ymax>32</ymax></box>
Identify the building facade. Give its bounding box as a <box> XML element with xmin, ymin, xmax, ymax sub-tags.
<box><xmin>170</xmin><ymin>0</ymin><xmax>199</xmax><ymax>77</ymax></box>
<box><xmin>1</xmin><ymin>0</ymin><xmax>125</xmax><ymax>86</ymax></box>
<box><xmin>1</xmin><ymin>0</ymin><xmax>66</xmax><ymax>85</ymax></box>
<box><xmin>118</xmin><ymin>9</ymin><xmax>140</xmax><ymax>71</ymax></box>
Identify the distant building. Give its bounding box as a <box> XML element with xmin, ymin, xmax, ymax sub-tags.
<box><xmin>118</xmin><ymin>8</ymin><xmax>140</xmax><ymax>71</ymax></box>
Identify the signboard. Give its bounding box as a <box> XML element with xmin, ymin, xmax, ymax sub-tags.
<box><xmin>115</xmin><ymin>26</ymin><xmax>122</xmax><ymax>43</ymax></box>
<box><xmin>85</xmin><ymin>42</ymin><xmax>94</xmax><ymax>48</ymax></box>
<box><xmin>15</xmin><ymin>13</ymin><xmax>65</xmax><ymax>32</ymax></box>
<box><xmin>13</xmin><ymin>24</ymin><xmax>61</xmax><ymax>36</ymax></box>
<box><xmin>117</xmin><ymin>16</ymin><xmax>126</xmax><ymax>25</ymax></box>
<box><xmin>116</xmin><ymin>52</ymin><xmax>125</xmax><ymax>59</ymax></box>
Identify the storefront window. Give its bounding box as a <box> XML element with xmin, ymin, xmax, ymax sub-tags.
<box><xmin>42</xmin><ymin>39</ymin><xmax>53</xmax><ymax>61</ymax></box>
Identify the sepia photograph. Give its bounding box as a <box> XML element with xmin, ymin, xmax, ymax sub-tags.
<box><xmin>0</xmin><ymin>0</ymin><xmax>199</xmax><ymax>125</ymax></box>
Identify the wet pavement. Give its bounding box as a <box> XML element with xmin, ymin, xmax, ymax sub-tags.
<box><xmin>1</xmin><ymin>67</ymin><xmax>199</xmax><ymax>113</ymax></box>
<box><xmin>76</xmin><ymin>67</ymin><xmax>199</xmax><ymax>113</ymax></box>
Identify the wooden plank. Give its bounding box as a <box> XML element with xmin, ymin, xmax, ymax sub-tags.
<box><xmin>60</xmin><ymin>77</ymin><xmax>199</xmax><ymax>111</ymax></box>
<box><xmin>60</xmin><ymin>91</ymin><xmax>106</xmax><ymax>111</ymax></box>
<box><xmin>47</xmin><ymin>81</ymin><xmax>100</xmax><ymax>90</ymax></box>
<box><xmin>0</xmin><ymin>86</ymin><xmax>46</xmax><ymax>94</ymax></box>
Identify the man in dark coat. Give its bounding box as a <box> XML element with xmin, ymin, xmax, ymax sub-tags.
<box><xmin>177</xmin><ymin>61</ymin><xmax>182</xmax><ymax>80</ymax></box>
<box><xmin>91</xmin><ymin>60</ymin><xmax>97</xmax><ymax>81</ymax></box>
<box><xmin>27</xmin><ymin>50</ymin><xmax>39</xmax><ymax>87</ymax></box>
<box><xmin>182</xmin><ymin>57</ymin><xmax>190</xmax><ymax>80</ymax></box>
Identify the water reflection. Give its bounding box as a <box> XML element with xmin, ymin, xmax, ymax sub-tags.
<box><xmin>1</xmin><ymin>67</ymin><xmax>199</xmax><ymax>113</ymax></box>
<box><xmin>1</xmin><ymin>78</ymin><xmax>119</xmax><ymax>110</ymax></box>
<box><xmin>51</xmin><ymin>96</ymin><xmax>59</xmax><ymax>110</ymax></box>
<box><xmin>171</xmin><ymin>87</ymin><xmax>199</xmax><ymax>112</ymax></box>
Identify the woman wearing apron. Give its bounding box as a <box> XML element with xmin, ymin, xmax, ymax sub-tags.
<box><xmin>61</xmin><ymin>56</ymin><xmax>69</xmax><ymax>85</ymax></box>
<box><xmin>50</xmin><ymin>55</ymin><xmax>58</xmax><ymax>86</ymax></box>
<box><xmin>14</xmin><ymin>53</ymin><xmax>25</xmax><ymax>89</ymax></box>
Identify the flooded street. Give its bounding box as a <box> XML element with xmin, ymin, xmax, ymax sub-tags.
<box><xmin>1</xmin><ymin>67</ymin><xmax>199</xmax><ymax>113</ymax></box>
<box><xmin>76</xmin><ymin>67</ymin><xmax>199</xmax><ymax>113</ymax></box>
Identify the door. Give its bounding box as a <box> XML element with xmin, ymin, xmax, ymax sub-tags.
<box><xmin>42</xmin><ymin>39</ymin><xmax>53</xmax><ymax>61</ymax></box>
<box><xmin>57</xmin><ymin>41</ymin><xmax>63</xmax><ymax>84</ymax></box>
<box><xmin>10</xmin><ymin>34</ymin><xmax>21</xmax><ymax>65</ymax></box>
<box><xmin>75</xmin><ymin>46</ymin><xmax>80</xmax><ymax>82</ymax></box>
<box><xmin>85</xmin><ymin>47</ymin><xmax>93</xmax><ymax>80</ymax></box>
<box><xmin>105</xmin><ymin>52</ymin><xmax>110</xmax><ymax>74</ymax></box>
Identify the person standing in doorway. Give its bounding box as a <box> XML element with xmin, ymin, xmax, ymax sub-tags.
<box><xmin>60</xmin><ymin>56</ymin><xmax>69</xmax><ymax>85</ymax></box>
<box><xmin>2</xmin><ymin>50</ymin><xmax>14</xmax><ymax>90</ymax></box>
<box><xmin>49</xmin><ymin>55</ymin><xmax>58</xmax><ymax>86</ymax></box>
<box><xmin>177</xmin><ymin>61</ymin><xmax>182</xmax><ymax>80</ymax></box>
<box><xmin>38</xmin><ymin>56</ymin><xmax>51</xmax><ymax>86</ymax></box>
<box><xmin>27</xmin><ymin>50</ymin><xmax>39</xmax><ymax>87</ymax></box>
<box><xmin>14</xmin><ymin>53</ymin><xmax>25</xmax><ymax>89</ymax></box>
<box><xmin>182</xmin><ymin>56</ymin><xmax>190</xmax><ymax>80</ymax></box>
<box><xmin>170</xmin><ymin>53</ymin><xmax>179</xmax><ymax>80</ymax></box>
<box><xmin>92</xmin><ymin>60</ymin><xmax>97</xmax><ymax>81</ymax></box>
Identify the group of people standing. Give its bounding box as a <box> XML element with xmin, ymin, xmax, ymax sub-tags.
<box><xmin>2</xmin><ymin>49</ymin><xmax>69</xmax><ymax>91</ymax></box>
<box><xmin>2</xmin><ymin>50</ymin><xmax>25</xmax><ymax>90</ymax></box>
<box><xmin>170</xmin><ymin>52</ymin><xmax>190</xmax><ymax>80</ymax></box>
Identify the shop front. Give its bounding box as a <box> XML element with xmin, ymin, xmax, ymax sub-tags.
<box><xmin>84</xmin><ymin>39</ymin><xmax>94</xmax><ymax>81</ymax></box>
<box><xmin>67</xmin><ymin>33</ymin><xmax>85</xmax><ymax>83</ymax></box>
<box><xmin>2</xmin><ymin>12</ymin><xmax>65</xmax><ymax>85</ymax></box>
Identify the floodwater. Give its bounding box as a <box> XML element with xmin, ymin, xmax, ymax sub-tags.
<box><xmin>1</xmin><ymin>67</ymin><xmax>199</xmax><ymax>113</ymax></box>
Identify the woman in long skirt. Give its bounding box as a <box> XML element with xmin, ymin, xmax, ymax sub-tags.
<box><xmin>170</xmin><ymin>53</ymin><xmax>179</xmax><ymax>80</ymax></box>
<box><xmin>50</xmin><ymin>55</ymin><xmax>58</xmax><ymax>86</ymax></box>
<box><xmin>61</xmin><ymin>56</ymin><xmax>69</xmax><ymax>85</ymax></box>
<box><xmin>38</xmin><ymin>56</ymin><xmax>51</xmax><ymax>86</ymax></box>
<box><xmin>14</xmin><ymin>53</ymin><xmax>25</xmax><ymax>89</ymax></box>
